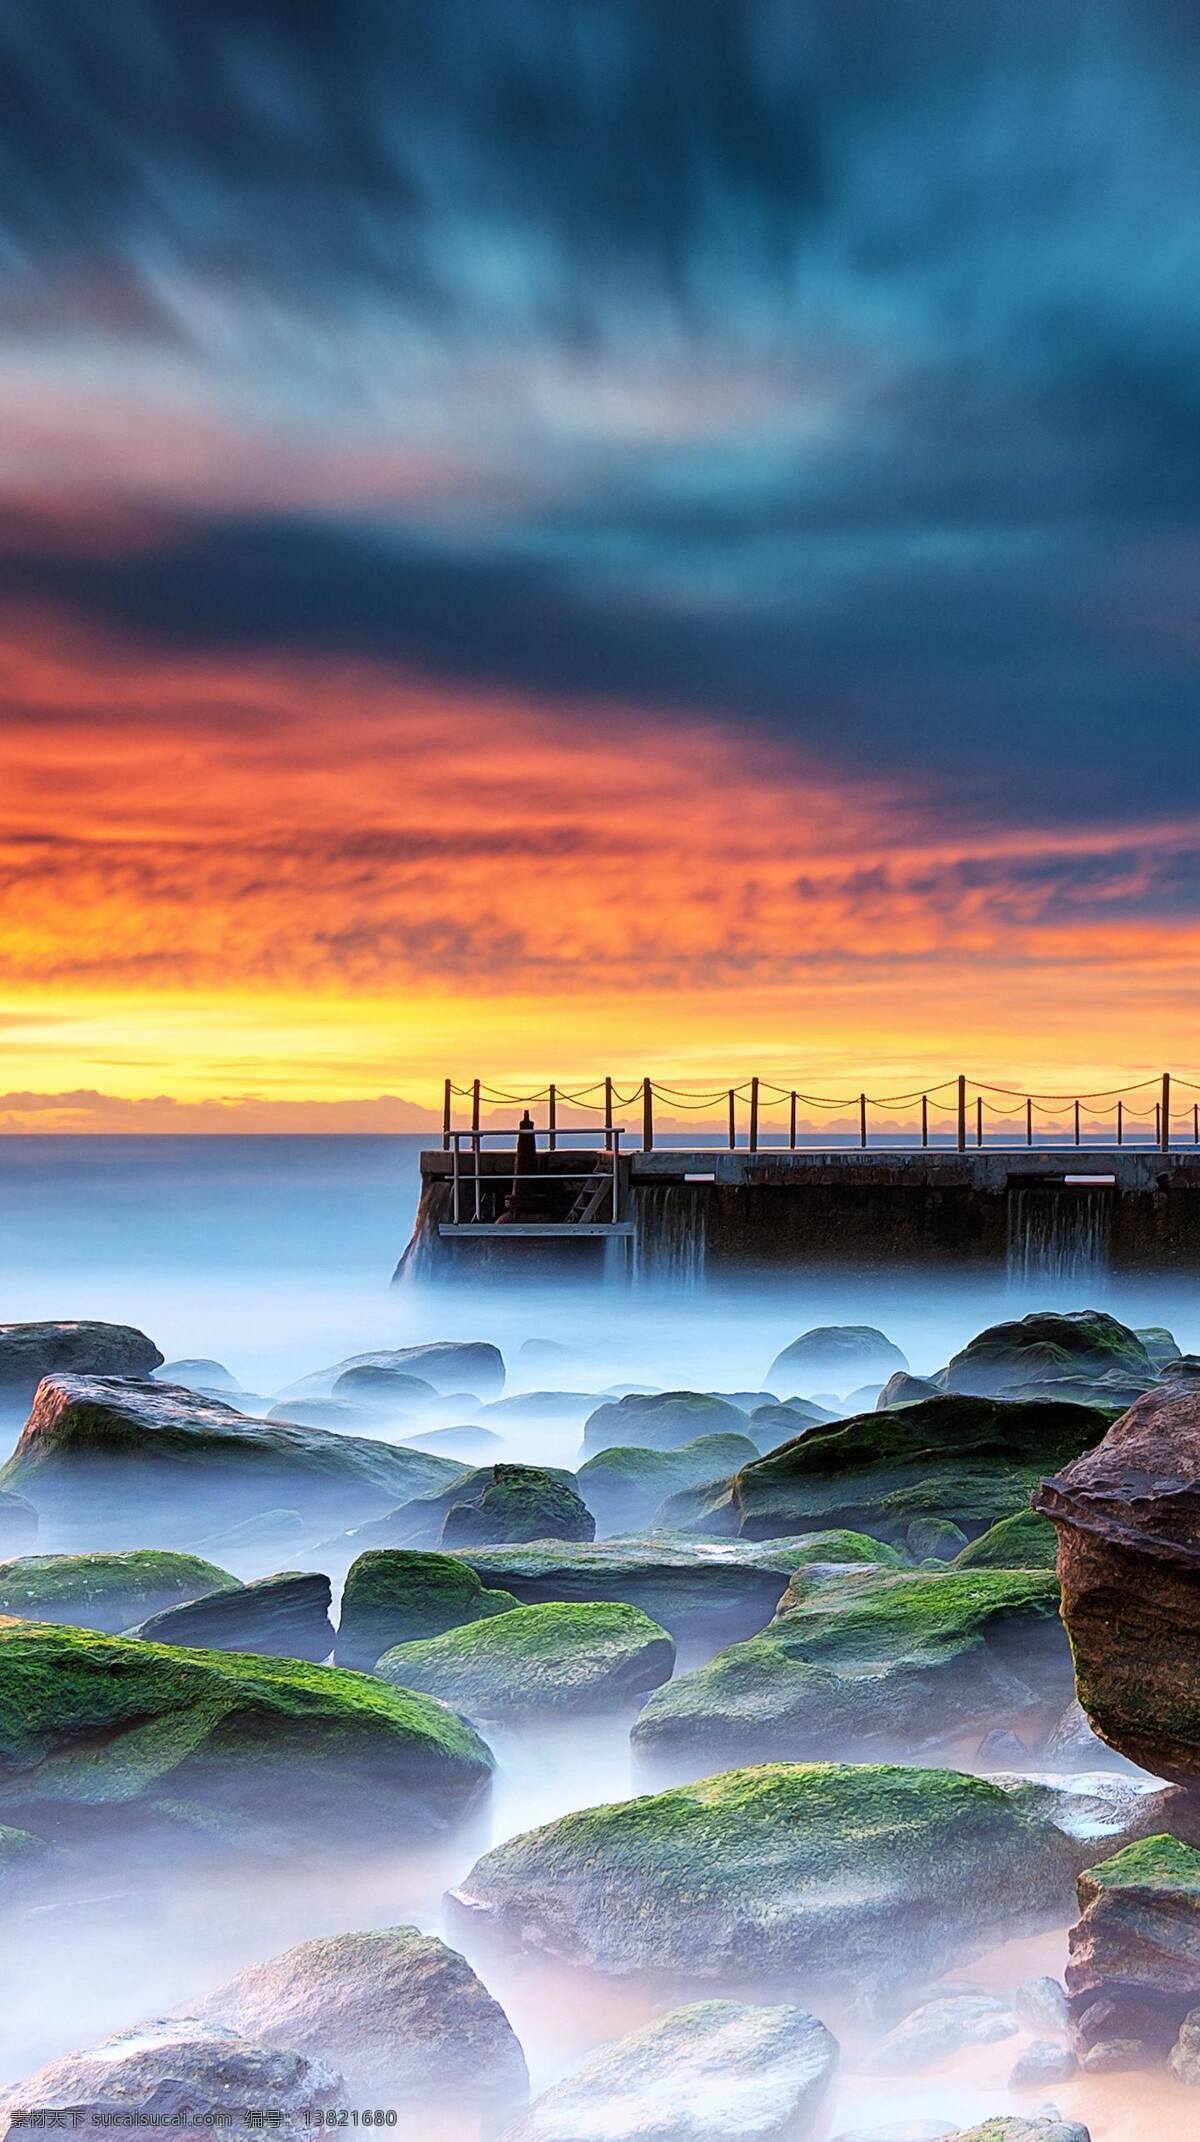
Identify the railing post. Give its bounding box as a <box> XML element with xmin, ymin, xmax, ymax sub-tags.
<box><xmin>1117</xmin><ymin>1099</ymin><xmax>1123</xmax><ymax>1147</ymax></box>
<box><xmin>442</xmin><ymin>1078</ymin><xmax>451</xmax><ymax>1151</ymax></box>
<box><xmin>1156</xmin><ymin>1102</ymin><xmax>1162</xmax><ymax>1145</ymax></box>
<box><xmin>604</xmin><ymin>1076</ymin><xmax>613</xmax><ymax>1154</ymax></box>
<box><xmin>642</xmin><ymin>1078</ymin><xmax>654</xmax><ymax>1154</ymax></box>
<box><xmin>921</xmin><ymin>1093</ymin><xmax>928</xmax><ymax>1148</ymax></box>
<box><xmin>727</xmin><ymin>1089</ymin><xmax>736</xmax><ymax>1151</ymax></box>
<box><xmin>471</xmin><ymin>1077</ymin><xmax>481</xmax><ymax>1152</ymax></box>
<box><xmin>957</xmin><ymin>1075</ymin><xmax>966</xmax><ymax>1152</ymax></box>
<box><xmin>1194</xmin><ymin>1103</ymin><xmax>1198</xmax><ymax>1148</ymax></box>
<box><xmin>548</xmin><ymin>1083</ymin><xmax>557</xmax><ymax>1152</ymax></box>
<box><xmin>789</xmin><ymin>1091</ymin><xmax>797</xmax><ymax>1150</ymax></box>
<box><xmin>859</xmin><ymin>1092</ymin><xmax>867</xmax><ymax>1148</ymax></box>
<box><xmin>1074</xmin><ymin>1098</ymin><xmax>1081</xmax><ymax>1148</ymax></box>
<box><xmin>749</xmin><ymin>1077</ymin><xmax>759</xmax><ymax>1152</ymax></box>
<box><xmin>611</xmin><ymin>1128</ymin><xmax>620</xmax><ymax>1222</ymax></box>
<box><xmin>451</xmin><ymin>1136</ymin><xmax>461</xmax><ymax>1226</ymax></box>
<box><xmin>1026</xmin><ymin>1097</ymin><xmax>1032</xmax><ymax>1147</ymax></box>
<box><xmin>1162</xmin><ymin>1072</ymin><xmax>1171</xmax><ymax>1153</ymax></box>
<box><xmin>976</xmin><ymin>1095</ymin><xmax>983</xmax><ymax>1148</ymax></box>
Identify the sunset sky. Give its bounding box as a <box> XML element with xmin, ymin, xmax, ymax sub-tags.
<box><xmin>3</xmin><ymin>1</ymin><xmax>1200</xmax><ymax>1129</ymax></box>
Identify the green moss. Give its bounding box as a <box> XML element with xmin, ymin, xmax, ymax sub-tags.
<box><xmin>634</xmin><ymin>1565</ymin><xmax>1067</xmax><ymax>1761</ymax></box>
<box><xmin>378</xmin><ymin>1599</ymin><xmax>675</xmax><ymax>1717</ymax></box>
<box><xmin>954</xmin><ymin>1508</ymin><xmax>1059</xmax><ymax>1570</ymax></box>
<box><xmin>0</xmin><ymin>1617</ymin><xmax>493</xmax><ymax>1841</ymax></box>
<box><xmin>944</xmin><ymin>1311</ymin><xmax>1152</xmax><ymax>1396</ymax></box>
<box><xmin>1083</xmin><ymin>1833</ymin><xmax>1200</xmax><ymax>1896</ymax></box>
<box><xmin>579</xmin><ymin>1435</ymin><xmax>759</xmax><ymax>1529</ymax></box>
<box><xmin>0</xmin><ymin>1551</ymin><xmax>239</xmax><ymax>1632</ymax></box>
<box><xmin>907</xmin><ymin>1517</ymin><xmax>969</xmax><ymax>1561</ymax></box>
<box><xmin>441</xmin><ymin>1465</ymin><xmax>594</xmax><ymax>1547</ymax></box>
<box><xmin>336</xmin><ymin>1549</ymin><xmax>518</xmax><ymax>1671</ymax></box>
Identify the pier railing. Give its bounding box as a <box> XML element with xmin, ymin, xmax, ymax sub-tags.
<box><xmin>441</xmin><ymin>1072</ymin><xmax>1200</xmax><ymax>1154</ymax></box>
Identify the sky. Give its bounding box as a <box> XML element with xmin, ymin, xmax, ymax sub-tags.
<box><xmin>3</xmin><ymin>0</ymin><xmax>1200</xmax><ymax>1130</ymax></box>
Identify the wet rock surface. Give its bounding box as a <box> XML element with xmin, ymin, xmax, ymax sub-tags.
<box><xmin>0</xmin><ymin>1377</ymin><xmax>465</xmax><ymax>1548</ymax></box>
<box><xmin>1066</xmin><ymin>1833</ymin><xmax>1200</xmax><ymax>2063</ymax></box>
<box><xmin>335</xmin><ymin>1547</ymin><xmax>519</xmax><ymax>1670</ymax></box>
<box><xmin>188</xmin><ymin>1924</ymin><xmax>528</xmax><ymax>2109</ymax></box>
<box><xmin>129</xmin><ymin>1570</ymin><xmax>336</xmax><ymax>1661</ymax></box>
<box><xmin>497</xmin><ymin>1999</ymin><xmax>837</xmax><ymax>2142</ymax></box>
<box><xmin>943</xmin><ymin>1312</ymin><xmax>1152</xmax><ymax>1397</ymax></box>
<box><xmin>1035</xmin><ymin>1380</ymin><xmax>1200</xmax><ymax>1781</ymax></box>
<box><xmin>0</xmin><ymin>2020</ymin><xmax>342</xmax><ymax>2142</ymax></box>
<box><xmin>0</xmin><ymin>1322</ymin><xmax>164</xmax><ymax>1403</ymax></box>
<box><xmin>0</xmin><ymin>1549</ymin><xmax>239</xmax><ymax>1632</ymax></box>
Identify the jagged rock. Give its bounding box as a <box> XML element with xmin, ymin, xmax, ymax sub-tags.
<box><xmin>0</xmin><ymin>1377</ymin><xmax>465</xmax><ymax>1549</ymax></box>
<box><xmin>378</xmin><ymin>1600</ymin><xmax>674</xmax><ymax>1719</ymax></box>
<box><xmin>583</xmin><ymin>1391</ymin><xmax>749</xmax><ymax>1455</ymax></box>
<box><xmin>0</xmin><ymin>2020</ymin><xmax>341</xmax><ymax>2142</ymax></box>
<box><xmin>156</xmin><ymin>1359</ymin><xmax>239</xmax><ymax>1391</ymax></box>
<box><xmin>1067</xmin><ymin>1834</ymin><xmax>1200</xmax><ymax>2061</ymax></box>
<box><xmin>188</xmin><ymin>1925</ymin><xmax>528</xmax><ymax>2110</ymax></box>
<box><xmin>445</xmin><ymin>1539</ymin><xmax>862</xmax><ymax>1643</ymax></box>
<box><xmin>336</xmin><ymin>1549</ymin><xmax>518</xmax><ymax>1670</ymax></box>
<box><xmin>0</xmin><ymin>1549</ymin><xmax>238</xmax><ymax>1632</ymax></box>
<box><xmin>864</xmin><ymin>1992</ymin><xmax>1017</xmax><ymax>2070</ymax></box>
<box><xmin>766</xmin><ymin>1326</ymin><xmax>908</xmax><ymax>1392</ymax></box>
<box><xmin>0</xmin><ymin>1493</ymin><xmax>36</xmax><ymax>1557</ymax></box>
<box><xmin>441</xmin><ymin>1464</ymin><xmax>595</xmax><ymax>1547</ymax></box>
<box><xmin>1169</xmin><ymin>2006</ymin><xmax>1200</xmax><ymax>2084</ymax></box>
<box><xmin>954</xmin><ymin>1510</ymin><xmax>1059</xmax><ymax>1571</ymax></box>
<box><xmin>578</xmin><ymin>1434</ymin><xmax>758</xmax><ymax>1531</ymax></box>
<box><xmin>732</xmin><ymin>1394</ymin><xmax>1109</xmax><ymax>1544</ymax></box>
<box><xmin>1034</xmin><ymin>1382</ymin><xmax>1200</xmax><ymax>1781</ymax></box>
<box><xmin>130</xmin><ymin>1572</ymin><xmax>335</xmax><ymax>1661</ymax></box>
<box><xmin>497</xmin><ymin>2000</ymin><xmax>836</xmax><ymax>2142</ymax></box>
<box><xmin>277</xmin><ymin>1342</ymin><xmax>504</xmax><ymax>1402</ymax></box>
<box><xmin>0</xmin><ymin>1618</ymin><xmax>493</xmax><ymax>1849</ymax></box>
<box><xmin>0</xmin><ymin>1322</ymin><xmax>163</xmax><ymax>1404</ymax></box>
<box><xmin>944</xmin><ymin>1312</ymin><xmax>1151</xmax><ymax>1397</ymax></box>
<box><xmin>632</xmin><ymin>1567</ymin><xmax>1072</xmax><ymax>1767</ymax></box>
<box><xmin>451</xmin><ymin>1762</ymin><xmax>1077</xmax><ymax>1984</ymax></box>
<box><xmin>1015</xmin><ymin>1977</ymin><xmax>1070</xmax><ymax>2037</ymax></box>
<box><xmin>1009</xmin><ymin>2041</ymin><xmax>1076</xmax><ymax>2085</ymax></box>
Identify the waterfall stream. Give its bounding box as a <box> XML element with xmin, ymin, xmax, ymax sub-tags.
<box><xmin>633</xmin><ymin>1184</ymin><xmax>709</xmax><ymax>1288</ymax></box>
<box><xmin>1006</xmin><ymin>1181</ymin><xmax>1113</xmax><ymax>1283</ymax></box>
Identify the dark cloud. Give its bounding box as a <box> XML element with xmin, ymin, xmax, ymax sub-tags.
<box><xmin>1</xmin><ymin>1</ymin><xmax>1198</xmax><ymax>827</ymax></box>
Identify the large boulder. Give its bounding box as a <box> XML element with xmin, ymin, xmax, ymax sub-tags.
<box><xmin>632</xmin><ymin>1567</ymin><xmax>1071</xmax><ymax>1766</ymax></box>
<box><xmin>497</xmin><ymin>2000</ymin><xmax>836</xmax><ymax>2142</ymax></box>
<box><xmin>129</xmin><ymin>1572</ymin><xmax>335</xmax><ymax>1662</ymax></box>
<box><xmin>0</xmin><ymin>1619</ymin><xmax>493</xmax><ymax>1848</ymax></box>
<box><xmin>277</xmin><ymin>1342</ymin><xmax>504</xmax><ymax>1402</ymax></box>
<box><xmin>1034</xmin><ymin>1382</ymin><xmax>1200</xmax><ymax>1782</ymax></box>
<box><xmin>444</xmin><ymin>1540</ymin><xmax>849</xmax><ymax>1644</ymax></box>
<box><xmin>156</xmin><ymin>1359</ymin><xmax>240</xmax><ymax>1392</ymax></box>
<box><xmin>582</xmin><ymin>1392</ymin><xmax>749</xmax><ymax>1456</ymax></box>
<box><xmin>0</xmin><ymin>1377</ymin><xmax>467</xmax><ymax>1549</ymax></box>
<box><xmin>331</xmin><ymin>1365</ymin><xmax>438</xmax><ymax>1407</ymax></box>
<box><xmin>0</xmin><ymin>1323</ymin><xmax>163</xmax><ymax>1405</ymax></box>
<box><xmin>378</xmin><ymin>1600</ymin><xmax>675</xmax><ymax>1719</ymax></box>
<box><xmin>578</xmin><ymin>1435</ymin><xmax>758</xmax><ymax>1532</ymax></box>
<box><xmin>0</xmin><ymin>1550</ymin><xmax>238</xmax><ymax>1632</ymax></box>
<box><xmin>336</xmin><ymin>1549</ymin><xmax>519</xmax><ymax>1671</ymax></box>
<box><xmin>189</xmin><ymin>1925</ymin><xmax>528</xmax><ymax>2111</ymax></box>
<box><xmin>451</xmin><ymin>1761</ymin><xmax>1075</xmax><ymax>1985</ymax></box>
<box><xmin>0</xmin><ymin>2021</ymin><xmax>341</xmax><ymax>2142</ymax></box>
<box><xmin>441</xmin><ymin>1465</ymin><xmax>595</xmax><ymax>1548</ymax></box>
<box><xmin>766</xmin><ymin>1327</ymin><xmax>907</xmax><ymax>1393</ymax></box>
<box><xmin>732</xmin><ymin>1395</ymin><xmax>1110</xmax><ymax>1544</ymax></box>
<box><xmin>1066</xmin><ymin>1835</ymin><xmax>1200</xmax><ymax>2065</ymax></box>
<box><xmin>944</xmin><ymin>1312</ymin><xmax>1152</xmax><ymax>1397</ymax></box>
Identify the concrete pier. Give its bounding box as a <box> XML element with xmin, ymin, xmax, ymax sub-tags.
<box><xmin>398</xmin><ymin>1143</ymin><xmax>1200</xmax><ymax>1278</ymax></box>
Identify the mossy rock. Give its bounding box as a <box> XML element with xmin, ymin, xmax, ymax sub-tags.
<box><xmin>577</xmin><ymin>1435</ymin><xmax>758</xmax><ymax>1531</ymax></box>
<box><xmin>955</xmin><ymin>1508</ymin><xmax>1059</xmax><ymax>1571</ymax></box>
<box><xmin>731</xmin><ymin>1394</ymin><xmax>1111</xmax><ymax>1544</ymax></box>
<box><xmin>0</xmin><ymin>1551</ymin><xmax>239</xmax><ymax>1633</ymax></box>
<box><xmin>633</xmin><ymin>1565</ymin><xmax>1071</xmax><ymax>1765</ymax></box>
<box><xmin>378</xmin><ymin>1600</ymin><xmax>675</xmax><ymax>1719</ymax></box>
<box><xmin>1136</xmin><ymin>1326</ymin><xmax>1181</xmax><ymax>1370</ymax></box>
<box><xmin>907</xmin><ymin>1517</ymin><xmax>969</xmax><ymax>1561</ymax></box>
<box><xmin>336</xmin><ymin>1550</ymin><xmax>519</xmax><ymax>1671</ymax></box>
<box><xmin>944</xmin><ymin>1312</ymin><xmax>1152</xmax><ymax>1397</ymax></box>
<box><xmin>450</xmin><ymin>1539</ymin><xmax>855</xmax><ymax>1643</ymax></box>
<box><xmin>0</xmin><ymin>1377</ymin><xmax>468</xmax><ymax>1548</ymax></box>
<box><xmin>0</xmin><ymin>1618</ymin><xmax>493</xmax><ymax>1848</ymax></box>
<box><xmin>955</xmin><ymin>2124</ymin><xmax>1091</xmax><ymax>2142</ymax></box>
<box><xmin>452</xmin><ymin>1759</ymin><xmax>1076</xmax><ymax>1983</ymax></box>
<box><xmin>582</xmin><ymin>1392</ymin><xmax>749</xmax><ymax>1456</ymax></box>
<box><xmin>441</xmin><ymin>1465</ymin><xmax>594</xmax><ymax>1548</ymax></box>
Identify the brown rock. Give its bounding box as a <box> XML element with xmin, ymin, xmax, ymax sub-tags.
<box><xmin>1033</xmin><ymin>1382</ymin><xmax>1200</xmax><ymax>1781</ymax></box>
<box><xmin>1066</xmin><ymin>1835</ymin><xmax>1200</xmax><ymax>2061</ymax></box>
